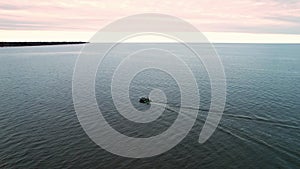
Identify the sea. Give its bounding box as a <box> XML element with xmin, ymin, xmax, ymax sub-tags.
<box><xmin>0</xmin><ymin>43</ymin><xmax>299</xmax><ymax>168</ymax></box>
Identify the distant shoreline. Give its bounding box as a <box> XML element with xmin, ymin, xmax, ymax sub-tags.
<box><xmin>0</xmin><ymin>42</ymin><xmax>88</xmax><ymax>47</ymax></box>
<box><xmin>1</xmin><ymin>42</ymin><xmax>300</xmax><ymax>48</ymax></box>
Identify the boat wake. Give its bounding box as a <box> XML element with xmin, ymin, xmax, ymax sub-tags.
<box><xmin>150</xmin><ymin>101</ymin><xmax>300</xmax><ymax>162</ymax></box>
<box><xmin>151</xmin><ymin>101</ymin><xmax>300</xmax><ymax>130</ymax></box>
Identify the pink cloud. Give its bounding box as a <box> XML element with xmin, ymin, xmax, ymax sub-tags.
<box><xmin>0</xmin><ymin>0</ymin><xmax>300</xmax><ymax>34</ymax></box>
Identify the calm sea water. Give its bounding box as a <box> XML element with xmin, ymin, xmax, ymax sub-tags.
<box><xmin>0</xmin><ymin>44</ymin><xmax>299</xmax><ymax>168</ymax></box>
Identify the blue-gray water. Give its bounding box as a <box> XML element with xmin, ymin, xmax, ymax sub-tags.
<box><xmin>0</xmin><ymin>44</ymin><xmax>299</xmax><ymax>168</ymax></box>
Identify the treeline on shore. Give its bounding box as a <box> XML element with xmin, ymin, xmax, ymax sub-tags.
<box><xmin>0</xmin><ymin>42</ymin><xmax>87</xmax><ymax>47</ymax></box>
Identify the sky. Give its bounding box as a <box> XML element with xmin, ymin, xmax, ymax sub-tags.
<box><xmin>1</xmin><ymin>0</ymin><xmax>300</xmax><ymax>43</ymax></box>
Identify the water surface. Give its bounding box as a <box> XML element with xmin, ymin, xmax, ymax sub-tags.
<box><xmin>0</xmin><ymin>44</ymin><xmax>299</xmax><ymax>168</ymax></box>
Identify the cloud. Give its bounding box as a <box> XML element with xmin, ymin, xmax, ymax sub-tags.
<box><xmin>265</xmin><ymin>16</ymin><xmax>300</xmax><ymax>24</ymax></box>
<box><xmin>0</xmin><ymin>4</ymin><xmax>25</xmax><ymax>10</ymax></box>
<box><xmin>0</xmin><ymin>0</ymin><xmax>300</xmax><ymax>42</ymax></box>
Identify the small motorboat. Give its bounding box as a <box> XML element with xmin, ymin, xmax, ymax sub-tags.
<box><xmin>139</xmin><ymin>97</ymin><xmax>151</xmax><ymax>104</ymax></box>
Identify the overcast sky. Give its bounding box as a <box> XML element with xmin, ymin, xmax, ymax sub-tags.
<box><xmin>1</xmin><ymin>0</ymin><xmax>300</xmax><ymax>42</ymax></box>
